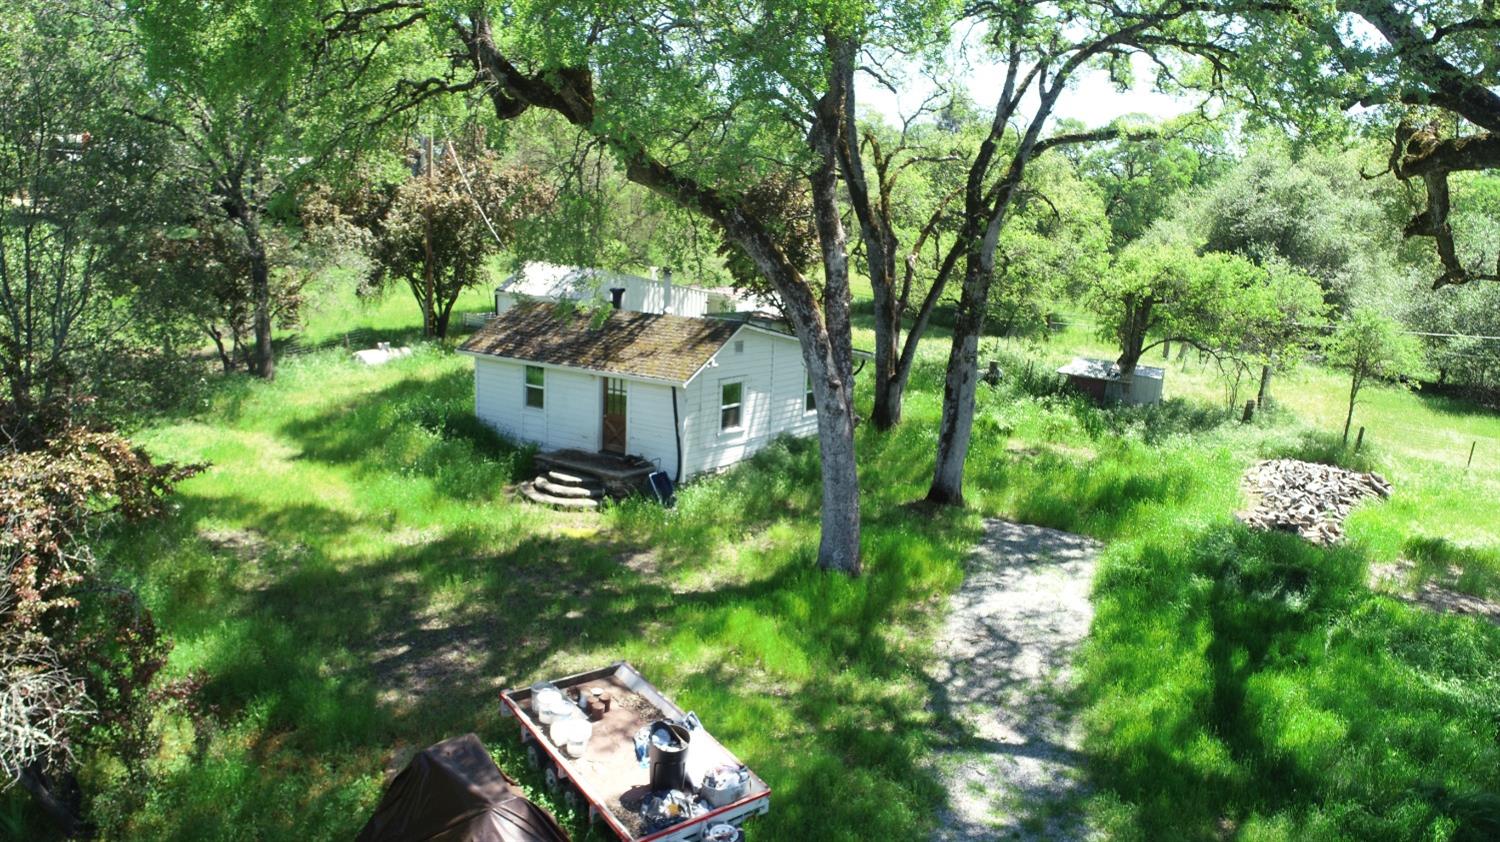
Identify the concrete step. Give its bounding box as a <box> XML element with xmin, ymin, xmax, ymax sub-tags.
<box><xmin>545</xmin><ymin>469</ymin><xmax>603</xmax><ymax>488</ymax></box>
<box><xmin>534</xmin><ymin>476</ymin><xmax>604</xmax><ymax>499</ymax></box>
<box><xmin>519</xmin><ymin>482</ymin><xmax>600</xmax><ymax>510</ymax></box>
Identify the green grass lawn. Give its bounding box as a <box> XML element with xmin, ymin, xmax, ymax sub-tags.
<box><xmin>62</xmin><ymin>284</ymin><xmax>1500</xmax><ymax>841</ymax></box>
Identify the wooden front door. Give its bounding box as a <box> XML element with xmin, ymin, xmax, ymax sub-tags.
<box><xmin>602</xmin><ymin>378</ymin><xmax>627</xmax><ymax>454</ymax></box>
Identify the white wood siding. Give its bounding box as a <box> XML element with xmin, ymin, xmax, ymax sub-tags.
<box><xmin>624</xmin><ymin>280</ymin><xmax>710</xmax><ymax>318</ymax></box>
<box><xmin>470</xmin><ymin>327</ymin><xmax>815</xmax><ymax>480</ymax></box>
<box><xmin>496</xmin><ymin>277</ymin><xmax>710</xmax><ymax>318</ymax></box>
<box><xmin>473</xmin><ymin>358</ymin><xmax>684</xmax><ymax>474</ymax></box>
<box><xmin>473</xmin><ymin>358</ymin><xmax>599</xmax><ymax>452</ymax></box>
<box><xmin>625</xmin><ymin>381</ymin><xmax>681</xmax><ymax>477</ymax></box>
<box><xmin>546</xmin><ymin>369</ymin><xmax>600</xmax><ymax>450</ymax></box>
<box><xmin>474</xmin><ymin>356</ymin><xmax>525</xmax><ymax>437</ymax></box>
<box><xmin>681</xmin><ymin>329</ymin><xmax>816</xmax><ymax>477</ymax></box>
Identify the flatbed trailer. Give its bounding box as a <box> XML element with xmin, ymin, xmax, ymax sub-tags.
<box><xmin>500</xmin><ymin>662</ymin><xmax>771</xmax><ymax>841</ymax></box>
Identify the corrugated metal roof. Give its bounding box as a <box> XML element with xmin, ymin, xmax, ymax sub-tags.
<box><xmin>1056</xmin><ymin>357</ymin><xmax>1164</xmax><ymax>381</ymax></box>
<box><xmin>459</xmin><ymin>302</ymin><xmax>742</xmax><ymax>384</ymax></box>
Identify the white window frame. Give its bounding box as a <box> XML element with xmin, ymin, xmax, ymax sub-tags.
<box><xmin>524</xmin><ymin>365</ymin><xmax>545</xmax><ymax>410</ymax></box>
<box><xmin>719</xmin><ymin>379</ymin><xmax>744</xmax><ymax>433</ymax></box>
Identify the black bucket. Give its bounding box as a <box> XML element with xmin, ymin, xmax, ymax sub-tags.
<box><xmin>647</xmin><ymin>721</ymin><xmax>691</xmax><ymax>792</ymax></box>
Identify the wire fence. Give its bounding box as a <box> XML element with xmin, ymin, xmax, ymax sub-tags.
<box><xmin>1007</xmin><ymin>320</ymin><xmax>1500</xmax><ymax>473</ymax></box>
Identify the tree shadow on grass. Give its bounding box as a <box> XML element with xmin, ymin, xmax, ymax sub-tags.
<box><xmin>1412</xmin><ymin>389</ymin><xmax>1500</xmax><ymax>422</ymax></box>
<box><xmin>276</xmin><ymin>367</ymin><xmax>533</xmax><ymax>498</ymax></box>
<box><xmin>109</xmin><ymin>446</ymin><xmax>992</xmax><ymax>841</ymax></box>
<box><xmin>1083</xmin><ymin>522</ymin><xmax>1500</xmax><ymax>840</ymax></box>
<box><xmin>107</xmin><ymin>493</ymin><xmax>690</xmax><ymax>837</ymax></box>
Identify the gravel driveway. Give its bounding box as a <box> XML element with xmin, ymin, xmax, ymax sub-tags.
<box><xmin>928</xmin><ymin>519</ymin><xmax>1100</xmax><ymax>841</ymax></box>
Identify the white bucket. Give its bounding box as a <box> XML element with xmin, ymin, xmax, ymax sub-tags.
<box><xmin>531</xmin><ymin>685</ymin><xmax>564</xmax><ymax>718</ymax></box>
<box><xmin>550</xmin><ymin>716</ymin><xmax>592</xmax><ymax>758</ymax></box>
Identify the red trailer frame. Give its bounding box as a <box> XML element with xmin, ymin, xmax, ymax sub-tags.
<box><xmin>500</xmin><ymin>662</ymin><xmax>771</xmax><ymax>841</ymax></box>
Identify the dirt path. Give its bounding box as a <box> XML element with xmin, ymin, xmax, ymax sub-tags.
<box><xmin>928</xmin><ymin>519</ymin><xmax>1100</xmax><ymax>841</ymax></box>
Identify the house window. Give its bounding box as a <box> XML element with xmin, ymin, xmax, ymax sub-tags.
<box><xmin>805</xmin><ymin>373</ymin><xmax>816</xmax><ymax>413</ymax></box>
<box><xmin>524</xmin><ymin>365</ymin><xmax>545</xmax><ymax>409</ymax></box>
<box><xmin>720</xmin><ymin>381</ymin><xmax>743</xmax><ymax>431</ymax></box>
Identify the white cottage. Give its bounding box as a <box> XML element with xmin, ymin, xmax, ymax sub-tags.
<box><xmin>493</xmin><ymin>262</ymin><xmax>762</xmax><ymax>319</ymax></box>
<box><xmin>459</xmin><ymin>302</ymin><xmax>854</xmax><ymax>481</ymax></box>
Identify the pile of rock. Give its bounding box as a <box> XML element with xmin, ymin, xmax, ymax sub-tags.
<box><xmin>1238</xmin><ymin>458</ymin><xmax>1392</xmax><ymax>545</ymax></box>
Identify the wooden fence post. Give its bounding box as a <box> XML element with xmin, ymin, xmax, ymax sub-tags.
<box><xmin>1354</xmin><ymin>426</ymin><xmax>1365</xmax><ymax>454</ymax></box>
<box><xmin>1241</xmin><ymin>400</ymin><xmax>1256</xmax><ymax>423</ymax></box>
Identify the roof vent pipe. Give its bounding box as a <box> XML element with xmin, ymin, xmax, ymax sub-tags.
<box><xmin>609</xmin><ymin>287</ymin><xmax>626</xmax><ymax>310</ymax></box>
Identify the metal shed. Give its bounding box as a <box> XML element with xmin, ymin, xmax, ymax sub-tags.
<box><xmin>1057</xmin><ymin>357</ymin><xmax>1165</xmax><ymax>406</ymax></box>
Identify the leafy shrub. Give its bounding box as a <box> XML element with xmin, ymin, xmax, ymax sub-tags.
<box><xmin>1</xmin><ymin>425</ymin><xmax>198</xmax><ymax>832</ymax></box>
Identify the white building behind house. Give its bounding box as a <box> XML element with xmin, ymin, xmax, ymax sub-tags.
<box><xmin>459</xmin><ymin>302</ymin><xmax>861</xmax><ymax>480</ymax></box>
<box><xmin>493</xmin><ymin>262</ymin><xmax>771</xmax><ymax>319</ymax></box>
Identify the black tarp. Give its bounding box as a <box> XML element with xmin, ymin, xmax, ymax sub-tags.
<box><xmin>356</xmin><ymin>734</ymin><xmax>571</xmax><ymax>842</ymax></box>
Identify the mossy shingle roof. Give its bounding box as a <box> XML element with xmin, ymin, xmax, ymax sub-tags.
<box><xmin>459</xmin><ymin>303</ymin><xmax>744</xmax><ymax>384</ymax></box>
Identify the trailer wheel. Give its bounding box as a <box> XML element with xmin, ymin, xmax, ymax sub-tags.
<box><xmin>542</xmin><ymin>762</ymin><xmax>563</xmax><ymax>793</ymax></box>
<box><xmin>524</xmin><ymin>742</ymin><xmax>543</xmax><ymax>770</ymax></box>
<box><xmin>561</xmin><ymin>783</ymin><xmax>584</xmax><ymax>815</ymax></box>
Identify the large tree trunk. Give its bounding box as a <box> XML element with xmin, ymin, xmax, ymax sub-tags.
<box><xmin>927</xmin><ymin>261</ymin><xmax>989</xmax><ymax>505</ymax></box>
<box><xmin>737</xmin><ymin>206</ymin><xmax>862</xmax><ymax>573</ymax></box>
<box><xmin>925</xmin><ymin>63</ymin><xmax>1066</xmax><ymax>506</ymax></box>
<box><xmin>872</xmin><ymin>372</ymin><xmax>902</xmax><ymax>428</ymax></box>
<box><xmin>1118</xmin><ymin>360</ymin><xmax>1139</xmax><ymax>403</ymax></box>
<box><xmin>804</xmin><ymin>334</ymin><xmax>861</xmax><ymax>575</ymax></box>
<box><xmin>1113</xmin><ymin>294</ymin><xmax>1155</xmax><ymax>404</ymax></box>
<box><xmin>868</xmin><ymin>285</ymin><xmax>902</xmax><ymax>429</ymax></box>
<box><xmin>236</xmin><ymin>204</ymin><xmax>275</xmax><ymax>381</ymax></box>
<box><xmin>929</xmin><ymin>214</ymin><xmax>1003</xmax><ymax>504</ymax></box>
<box><xmin>887</xmin><ymin>243</ymin><xmax>962</xmax><ymax>421</ymax></box>
<box><xmin>830</xmin><ymin>56</ymin><xmax>899</xmax><ymax>432</ymax></box>
<box><xmin>804</xmin><ymin>41</ymin><xmax>860</xmax><ymax>574</ymax></box>
<box><xmin>435</xmin><ymin>288</ymin><xmax>461</xmax><ymax>340</ymax></box>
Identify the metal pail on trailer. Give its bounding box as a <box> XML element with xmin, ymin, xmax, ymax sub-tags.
<box><xmin>646</xmin><ymin>721</ymin><xmax>692</xmax><ymax>791</ymax></box>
